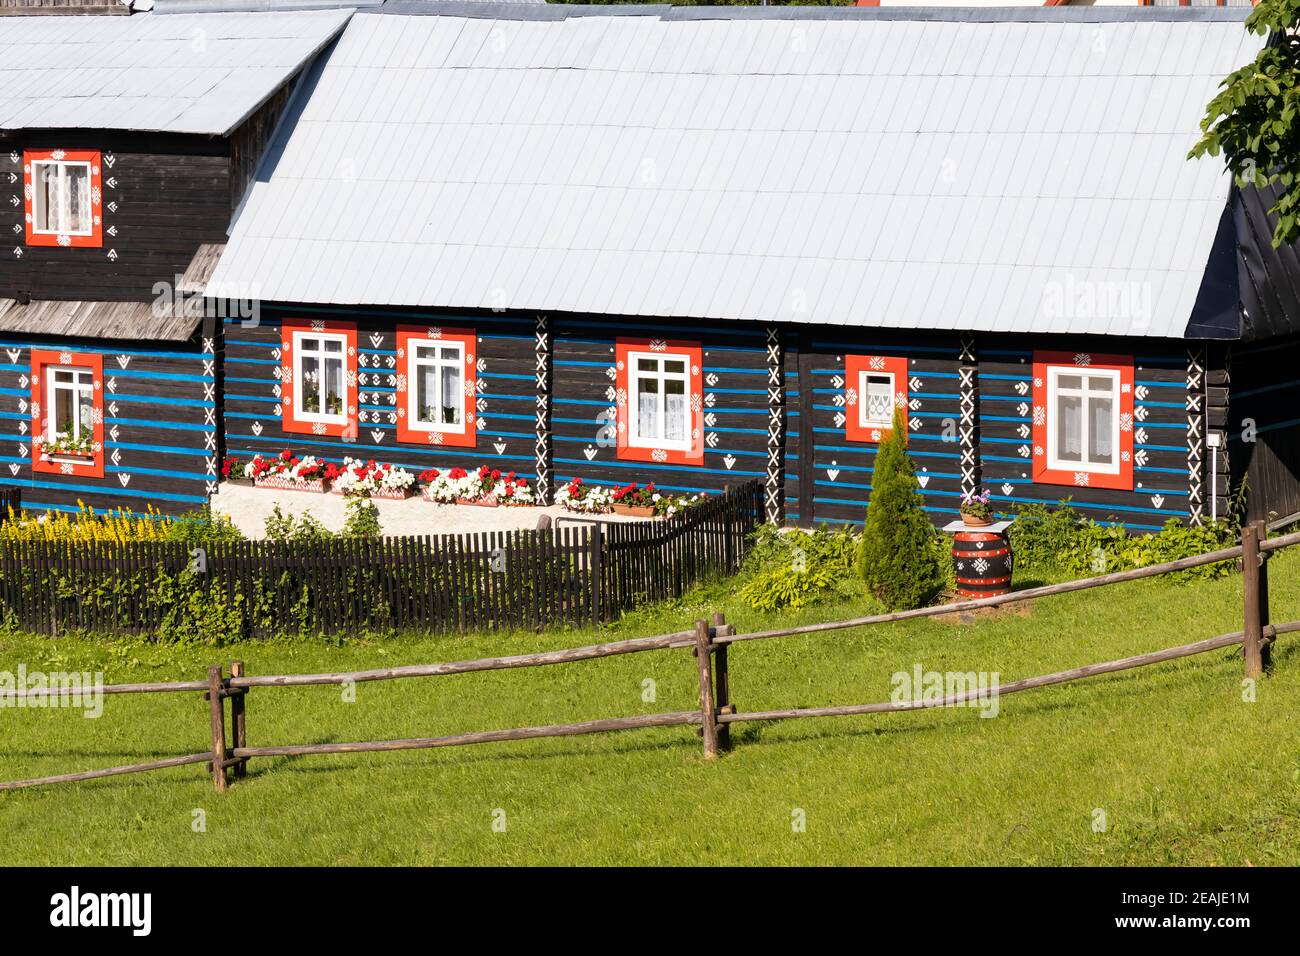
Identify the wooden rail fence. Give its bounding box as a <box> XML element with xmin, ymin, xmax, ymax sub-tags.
<box><xmin>0</xmin><ymin>520</ymin><xmax>1293</xmax><ymax>793</ymax></box>
<box><xmin>0</xmin><ymin>480</ymin><xmax>762</xmax><ymax>636</ymax></box>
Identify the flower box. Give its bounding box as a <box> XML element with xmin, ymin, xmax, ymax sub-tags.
<box><xmin>255</xmin><ymin>475</ymin><xmax>328</xmax><ymax>494</ymax></box>
<box><xmin>41</xmin><ymin>450</ymin><xmax>95</xmax><ymax>464</ymax></box>
<box><xmin>457</xmin><ymin>494</ymin><xmax>499</xmax><ymax>508</ymax></box>
<box><xmin>612</xmin><ymin>503</ymin><xmax>655</xmax><ymax>518</ymax></box>
<box><xmin>333</xmin><ymin>486</ymin><xmax>415</xmax><ymax>501</ymax></box>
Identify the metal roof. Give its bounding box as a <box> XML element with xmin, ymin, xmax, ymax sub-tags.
<box><xmin>210</xmin><ymin>8</ymin><xmax>1265</xmax><ymax>338</ymax></box>
<box><xmin>0</xmin><ymin>8</ymin><xmax>354</xmax><ymax>136</ymax></box>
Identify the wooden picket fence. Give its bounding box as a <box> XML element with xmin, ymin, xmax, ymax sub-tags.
<box><xmin>0</xmin><ymin>481</ymin><xmax>762</xmax><ymax>636</ymax></box>
<box><xmin>0</xmin><ymin>520</ymin><xmax>1294</xmax><ymax>794</ymax></box>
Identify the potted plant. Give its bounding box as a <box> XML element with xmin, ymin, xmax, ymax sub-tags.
<box><xmin>247</xmin><ymin>450</ymin><xmax>330</xmax><ymax>493</ymax></box>
<box><xmin>221</xmin><ymin>455</ymin><xmax>252</xmax><ymax>486</ymax></box>
<box><xmin>611</xmin><ymin>482</ymin><xmax>657</xmax><ymax>518</ymax></box>
<box><xmin>555</xmin><ymin>477</ymin><xmax>614</xmax><ymax>514</ymax></box>
<box><xmin>959</xmin><ymin>487</ymin><xmax>994</xmax><ymax>527</ymax></box>
<box><xmin>35</xmin><ymin>429</ymin><xmax>94</xmax><ymax>462</ymax></box>
<box><xmin>459</xmin><ymin>466</ymin><xmax>501</xmax><ymax>507</ymax></box>
<box><xmin>331</xmin><ymin>457</ymin><xmax>417</xmax><ymax>499</ymax></box>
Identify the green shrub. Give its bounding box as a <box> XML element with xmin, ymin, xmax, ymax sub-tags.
<box><xmin>857</xmin><ymin>410</ymin><xmax>945</xmax><ymax>610</ymax></box>
<box><xmin>1008</xmin><ymin>500</ymin><xmax>1236</xmax><ymax>581</ymax></box>
<box><xmin>737</xmin><ymin>524</ymin><xmax>859</xmax><ymax>612</ymax></box>
<box><xmin>342</xmin><ymin>498</ymin><xmax>382</xmax><ymax>540</ymax></box>
<box><xmin>264</xmin><ymin>505</ymin><xmax>334</xmax><ymax>543</ymax></box>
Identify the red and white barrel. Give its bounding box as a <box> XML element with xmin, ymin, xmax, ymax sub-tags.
<box><xmin>951</xmin><ymin>530</ymin><xmax>1012</xmax><ymax>598</ymax></box>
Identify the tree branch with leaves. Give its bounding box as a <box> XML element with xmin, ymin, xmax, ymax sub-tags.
<box><xmin>1191</xmin><ymin>1</ymin><xmax>1300</xmax><ymax>247</ymax></box>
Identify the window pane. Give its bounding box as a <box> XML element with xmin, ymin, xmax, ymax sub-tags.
<box><xmin>440</xmin><ymin>363</ymin><xmax>461</xmax><ymax>425</ymax></box>
<box><xmin>1087</xmin><ymin>376</ymin><xmax>1112</xmax><ymax>394</ymax></box>
<box><xmin>301</xmin><ymin>355</ymin><xmax>321</xmax><ymax>413</ymax></box>
<box><xmin>1056</xmin><ymin>393</ymin><xmax>1082</xmax><ymax>462</ymax></box>
<box><xmin>415</xmin><ymin>346</ymin><xmax>436</xmax><ymax>361</ymax></box>
<box><xmin>637</xmin><ymin>377</ymin><xmax>660</xmax><ymax>440</ymax></box>
<box><xmin>324</xmin><ymin>339</ymin><xmax>343</xmax><ymax>354</ymax></box>
<box><xmin>864</xmin><ymin>374</ymin><xmax>892</xmax><ymax>423</ymax></box>
<box><xmin>66</xmin><ymin>165</ymin><xmax>89</xmax><ymax>233</ymax></box>
<box><xmin>54</xmin><ymin>385</ymin><xmax>74</xmax><ymax>436</ymax></box>
<box><xmin>1056</xmin><ymin>374</ymin><xmax>1082</xmax><ymax>391</ymax></box>
<box><xmin>301</xmin><ymin>337</ymin><xmax>319</xmax><ymax>353</ymax></box>
<box><xmin>1089</xmin><ymin>396</ymin><xmax>1114</xmax><ymax>464</ymax></box>
<box><xmin>323</xmin><ymin>356</ymin><xmax>343</xmax><ymax>416</ymax></box>
<box><xmin>637</xmin><ymin>358</ymin><xmax>656</xmax><ymax>372</ymax></box>
<box><xmin>33</xmin><ymin>164</ymin><xmax>53</xmax><ymax>232</ymax></box>
<box><xmin>664</xmin><ymin>360</ymin><xmax>685</xmax><ymax>375</ymax></box>
<box><xmin>665</xmin><ymin>379</ymin><xmax>686</xmax><ymax>442</ymax></box>
<box><xmin>76</xmin><ymin>384</ymin><xmax>94</xmax><ymax>438</ymax></box>
<box><xmin>416</xmin><ymin>363</ymin><xmax>437</xmax><ymax>424</ymax></box>
<box><xmin>439</xmin><ymin>347</ymin><xmax>458</xmax><ymax>361</ymax></box>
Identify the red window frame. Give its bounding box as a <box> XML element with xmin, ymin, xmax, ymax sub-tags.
<box><xmin>1031</xmin><ymin>350</ymin><xmax>1134</xmax><ymax>491</ymax></box>
<box><xmin>844</xmin><ymin>354</ymin><xmax>908</xmax><ymax>443</ymax></box>
<box><xmin>615</xmin><ymin>337</ymin><xmax>704</xmax><ymax>466</ymax></box>
<box><xmin>23</xmin><ymin>149</ymin><xmax>103</xmax><ymax>248</ymax></box>
<box><xmin>30</xmin><ymin>348</ymin><xmax>105</xmax><ymax>479</ymax></box>
<box><xmin>395</xmin><ymin>325</ymin><xmax>478</xmax><ymax>448</ymax></box>
<box><xmin>280</xmin><ymin>318</ymin><xmax>358</xmax><ymax>438</ymax></box>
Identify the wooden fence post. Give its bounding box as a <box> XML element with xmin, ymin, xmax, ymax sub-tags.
<box><xmin>1242</xmin><ymin>522</ymin><xmax>1264</xmax><ymax>680</ymax></box>
<box><xmin>207</xmin><ymin>665</ymin><xmax>228</xmax><ymax>793</ymax></box>
<box><xmin>590</xmin><ymin>522</ymin><xmax>604</xmax><ymax>627</ymax></box>
<box><xmin>694</xmin><ymin>619</ymin><xmax>718</xmax><ymax>759</ymax></box>
<box><xmin>229</xmin><ymin>661</ymin><xmax>247</xmax><ymax>779</ymax></box>
<box><xmin>712</xmin><ymin>611</ymin><xmax>733</xmax><ymax>750</ymax></box>
<box><xmin>1254</xmin><ymin>519</ymin><xmax>1271</xmax><ymax>672</ymax></box>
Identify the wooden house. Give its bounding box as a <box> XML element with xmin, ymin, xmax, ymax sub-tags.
<box><xmin>0</xmin><ymin>5</ymin><xmax>352</xmax><ymax>516</ymax></box>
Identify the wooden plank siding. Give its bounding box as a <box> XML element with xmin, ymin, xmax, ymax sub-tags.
<box><xmin>0</xmin><ymin>326</ymin><xmax>217</xmax><ymax>517</ymax></box>
<box><xmin>0</xmin><ymin>132</ymin><xmax>230</xmax><ymax>303</ymax></box>
<box><xmin>977</xmin><ymin>336</ymin><xmax>1194</xmax><ymax>532</ymax></box>
<box><xmin>217</xmin><ymin>311</ymin><xmax>1222</xmax><ymax>532</ymax></box>
<box><xmin>1226</xmin><ymin>333</ymin><xmax>1300</xmax><ymax>524</ymax></box>
<box><xmin>222</xmin><ymin>308</ymin><xmax>538</xmax><ymax>480</ymax></box>
<box><xmin>550</xmin><ymin>318</ymin><xmax>772</xmax><ymax>498</ymax></box>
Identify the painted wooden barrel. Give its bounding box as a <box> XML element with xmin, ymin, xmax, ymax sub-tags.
<box><xmin>951</xmin><ymin>530</ymin><xmax>1012</xmax><ymax>598</ymax></box>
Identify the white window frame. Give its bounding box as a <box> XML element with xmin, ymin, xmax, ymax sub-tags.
<box><xmin>627</xmin><ymin>349</ymin><xmax>692</xmax><ymax>453</ymax></box>
<box><xmin>45</xmin><ymin>364</ymin><xmax>96</xmax><ymax>451</ymax></box>
<box><xmin>30</xmin><ymin>159</ymin><xmax>94</xmax><ymax>237</ymax></box>
<box><xmin>292</xmin><ymin>329</ymin><xmax>350</xmax><ymax>426</ymax></box>
<box><xmin>406</xmin><ymin>337</ymin><xmax>467</xmax><ymax>435</ymax></box>
<box><xmin>857</xmin><ymin>370</ymin><xmax>896</xmax><ymax>430</ymax></box>
<box><xmin>1046</xmin><ymin>365</ymin><xmax>1121</xmax><ymax>475</ymax></box>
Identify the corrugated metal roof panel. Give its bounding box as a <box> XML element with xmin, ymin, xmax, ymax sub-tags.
<box><xmin>0</xmin><ymin>8</ymin><xmax>352</xmax><ymax>135</ymax></box>
<box><xmin>211</xmin><ymin>9</ymin><xmax>1262</xmax><ymax>338</ymax></box>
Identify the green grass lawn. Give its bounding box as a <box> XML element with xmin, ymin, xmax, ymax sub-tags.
<box><xmin>2</xmin><ymin>552</ymin><xmax>1299</xmax><ymax>866</ymax></box>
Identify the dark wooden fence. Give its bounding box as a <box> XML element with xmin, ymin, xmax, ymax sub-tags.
<box><xmin>0</xmin><ymin>485</ymin><xmax>19</xmax><ymax>521</ymax></box>
<box><xmin>2</xmin><ymin>520</ymin><xmax>1293</xmax><ymax>794</ymax></box>
<box><xmin>0</xmin><ymin>480</ymin><xmax>762</xmax><ymax>636</ymax></box>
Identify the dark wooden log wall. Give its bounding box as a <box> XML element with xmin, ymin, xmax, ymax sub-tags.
<box><xmin>0</xmin><ymin>131</ymin><xmax>230</xmax><ymax>302</ymax></box>
<box><xmin>223</xmin><ymin>308</ymin><xmax>537</xmax><ymax>479</ymax></box>
<box><xmin>1226</xmin><ymin>334</ymin><xmax>1300</xmax><ymax>525</ymax></box>
<box><xmin>977</xmin><ymin>335</ymin><xmax>1194</xmax><ymax>532</ymax></box>
<box><xmin>0</xmin><ymin>326</ymin><xmax>216</xmax><ymax>517</ymax></box>
<box><xmin>549</xmin><ymin>318</ymin><xmax>772</xmax><ymax>498</ymax></box>
<box><xmin>793</xmin><ymin>329</ymin><xmax>966</xmax><ymax>528</ymax></box>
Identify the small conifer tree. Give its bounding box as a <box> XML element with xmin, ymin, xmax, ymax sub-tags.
<box><xmin>858</xmin><ymin>408</ymin><xmax>945</xmax><ymax>609</ymax></box>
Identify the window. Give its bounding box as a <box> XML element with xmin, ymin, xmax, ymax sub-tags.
<box><xmin>30</xmin><ymin>349</ymin><xmax>104</xmax><ymax>479</ymax></box>
<box><xmin>23</xmin><ymin>149</ymin><xmax>102</xmax><ymax>248</ymax></box>
<box><xmin>629</xmin><ymin>353</ymin><xmax>691</xmax><ymax>451</ymax></box>
<box><xmin>294</xmin><ymin>332</ymin><xmax>349</xmax><ymax>424</ymax></box>
<box><xmin>280</xmin><ymin>319</ymin><xmax>357</xmax><ymax>438</ymax></box>
<box><xmin>615</xmin><ymin>338</ymin><xmax>703</xmax><ymax>466</ymax></box>
<box><xmin>844</xmin><ymin>354</ymin><xmax>908</xmax><ymax>443</ymax></box>
<box><xmin>1032</xmin><ymin>351</ymin><xmax>1134</xmax><ymax>490</ymax></box>
<box><xmin>1046</xmin><ymin>368</ymin><xmax>1119</xmax><ymax>473</ymax></box>
<box><xmin>396</xmin><ymin>326</ymin><xmax>477</xmax><ymax>447</ymax></box>
<box><xmin>858</xmin><ymin>371</ymin><xmax>895</xmax><ymax>429</ymax></box>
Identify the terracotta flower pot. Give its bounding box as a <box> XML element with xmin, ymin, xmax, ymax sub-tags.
<box><xmin>457</xmin><ymin>495</ymin><xmax>499</xmax><ymax>507</ymax></box>
<box><xmin>612</xmin><ymin>503</ymin><xmax>655</xmax><ymax>518</ymax></box>
<box><xmin>254</xmin><ymin>475</ymin><xmax>328</xmax><ymax>494</ymax></box>
<box><xmin>960</xmin><ymin>511</ymin><xmax>992</xmax><ymax>528</ymax></box>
